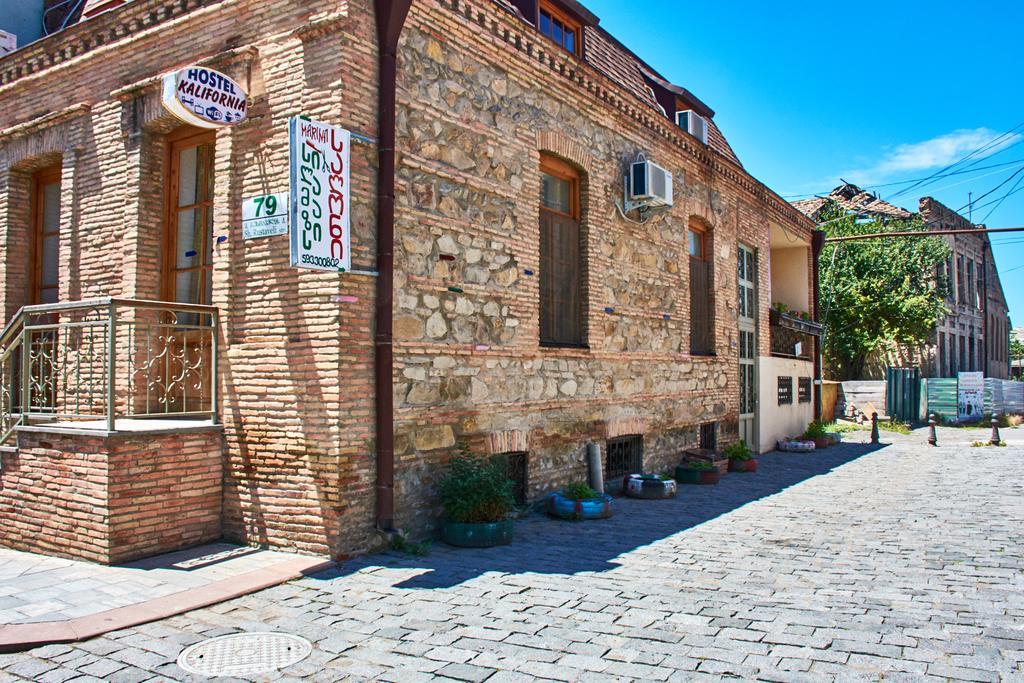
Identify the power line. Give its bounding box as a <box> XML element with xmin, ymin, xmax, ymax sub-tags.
<box><xmin>782</xmin><ymin>157</ymin><xmax>1024</xmax><ymax>199</ymax></box>
<box><xmin>979</xmin><ymin>172</ymin><xmax>1024</xmax><ymax>225</ymax></box>
<box><xmin>951</xmin><ymin>165</ymin><xmax>1024</xmax><ymax>215</ymax></box>
<box><xmin>824</xmin><ymin>226</ymin><xmax>1024</xmax><ymax>244</ymax></box>
<box><xmin>885</xmin><ymin>121</ymin><xmax>1024</xmax><ymax>202</ymax></box>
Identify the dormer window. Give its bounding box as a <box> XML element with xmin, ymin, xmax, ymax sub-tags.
<box><xmin>538</xmin><ymin>0</ymin><xmax>581</xmax><ymax>56</ymax></box>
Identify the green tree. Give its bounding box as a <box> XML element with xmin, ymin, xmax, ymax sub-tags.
<box><xmin>1012</xmin><ymin>334</ymin><xmax>1024</xmax><ymax>380</ymax></box>
<box><xmin>818</xmin><ymin>206</ymin><xmax>951</xmax><ymax>380</ymax></box>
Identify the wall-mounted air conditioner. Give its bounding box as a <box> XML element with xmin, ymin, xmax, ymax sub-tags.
<box><xmin>676</xmin><ymin>110</ymin><xmax>708</xmax><ymax>145</ymax></box>
<box><xmin>627</xmin><ymin>159</ymin><xmax>673</xmax><ymax>208</ymax></box>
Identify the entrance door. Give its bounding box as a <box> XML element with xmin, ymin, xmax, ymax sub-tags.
<box><xmin>32</xmin><ymin>168</ymin><xmax>61</xmax><ymax>305</ymax></box>
<box><xmin>737</xmin><ymin>244</ymin><xmax>757</xmax><ymax>450</ymax></box>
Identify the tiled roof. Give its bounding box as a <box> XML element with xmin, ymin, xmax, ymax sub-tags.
<box><xmin>792</xmin><ymin>184</ymin><xmax>914</xmax><ymax>221</ymax></box>
<box><xmin>492</xmin><ymin>0</ymin><xmax>741</xmax><ymax>165</ymax></box>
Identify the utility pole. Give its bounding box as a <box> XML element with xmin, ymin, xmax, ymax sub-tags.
<box><xmin>968</xmin><ymin>192</ymin><xmax>973</xmax><ymax>223</ymax></box>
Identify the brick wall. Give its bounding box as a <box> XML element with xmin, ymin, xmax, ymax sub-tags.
<box><xmin>0</xmin><ymin>427</ymin><xmax>222</xmax><ymax>564</ymax></box>
<box><xmin>0</xmin><ymin>0</ymin><xmax>814</xmax><ymax>559</ymax></box>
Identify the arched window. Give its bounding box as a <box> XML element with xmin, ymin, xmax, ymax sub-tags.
<box><xmin>688</xmin><ymin>217</ymin><xmax>714</xmax><ymax>355</ymax></box>
<box><xmin>539</xmin><ymin>154</ymin><xmax>584</xmax><ymax>347</ymax></box>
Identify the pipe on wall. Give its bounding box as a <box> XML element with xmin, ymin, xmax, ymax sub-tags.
<box><xmin>374</xmin><ymin>0</ymin><xmax>413</xmax><ymax>533</ymax></box>
<box><xmin>811</xmin><ymin>229</ymin><xmax>825</xmax><ymax>422</ymax></box>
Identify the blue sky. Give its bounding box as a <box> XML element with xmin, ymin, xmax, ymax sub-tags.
<box><xmin>584</xmin><ymin>0</ymin><xmax>1024</xmax><ymax>327</ymax></box>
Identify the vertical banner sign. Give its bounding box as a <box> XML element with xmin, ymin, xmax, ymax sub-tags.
<box><xmin>957</xmin><ymin>371</ymin><xmax>984</xmax><ymax>421</ymax></box>
<box><xmin>289</xmin><ymin>117</ymin><xmax>351</xmax><ymax>272</ymax></box>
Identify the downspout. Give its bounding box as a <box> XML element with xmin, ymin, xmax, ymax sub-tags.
<box><xmin>374</xmin><ymin>0</ymin><xmax>413</xmax><ymax>532</ymax></box>
<box><xmin>811</xmin><ymin>229</ymin><xmax>825</xmax><ymax>422</ymax></box>
<box><xmin>982</xmin><ymin>241</ymin><xmax>989</xmax><ymax>377</ymax></box>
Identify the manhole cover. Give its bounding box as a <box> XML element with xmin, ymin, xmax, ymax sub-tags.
<box><xmin>177</xmin><ymin>632</ymin><xmax>312</xmax><ymax>677</ymax></box>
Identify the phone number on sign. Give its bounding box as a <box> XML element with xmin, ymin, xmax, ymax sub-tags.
<box><xmin>301</xmin><ymin>254</ymin><xmax>341</xmax><ymax>269</ymax></box>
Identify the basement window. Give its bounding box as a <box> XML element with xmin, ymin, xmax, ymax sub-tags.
<box><xmin>538</xmin><ymin>1</ymin><xmax>581</xmax><ymax>56</ymax></box>
<box><xmin>605</xmin><ymin>435</ymin><xmax>643</xmax><ymax>481</ymax></box>
<box><xmin>494</xmin><ymin>451</ymin><xmax>529</xmax><ymax>506</ymax></box>
<box><xmin>699</xmin><ymin>422</ymin><xmax>717</xmax><ymax>451</ymax></box>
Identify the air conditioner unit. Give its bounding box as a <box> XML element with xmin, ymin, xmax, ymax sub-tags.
<box><xmin>676</xmin><ymin>110</ymin><xmax>708</xmax><ymax>145</ymax></box>
<box><xmin>628</xmin><ymin>159</ymin><xmax>673</xmax><ymax>208</ymax></box>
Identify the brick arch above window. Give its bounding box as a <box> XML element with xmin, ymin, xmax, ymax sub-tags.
<box><xmin>535</xmin><ymin>131</ymin><xmax>595</xmax><ymax>176</ymax></box>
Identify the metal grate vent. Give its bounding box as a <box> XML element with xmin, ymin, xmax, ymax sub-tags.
<box><xmin>605</xmin><ymin>435</ymin><xmax>643</xmax><ymax>481</ymax></box>
<box><xmin>177</xmin><ymin>632</ymin><xmax>312</xmax><ymax>677</ymax></box>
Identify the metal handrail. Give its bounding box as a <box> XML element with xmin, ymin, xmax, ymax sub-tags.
<box><xmin>0</xmin><ymin>298</ymin><xmax>219</xmax><ymax>444</ymax></box>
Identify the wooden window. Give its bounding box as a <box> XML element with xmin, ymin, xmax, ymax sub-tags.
<box><xmin>539</xmin><ymin>154</ymin><xmax>584</xmax><ymax>347</ymax></box>
<box><xmin>688</xmin><ymin>219</ymin><xmax>714</xmax><ymax>355</ymax></box>
<box><xmin>538</xmin><ymin>1</ymin><xmax>581</xmax><ymax>55</ymax></box>
<box><xmin>798</xmin><ymin>377</ymin><xmax>812</xmax><ymax>403</ymax></box>
<box><xmin>778</xmin><ymin>377</ymin><xmax>793</xmax><ymax>405</ymax></box>
<box><xmin>956</xmin><ymin>255</ymin><xmax>965</xmax><ymax>304</ymax></box>
<box><xmin>31</xmin><ymin>167</ymin><xmax>62</xmax><ymax>305</ymax></box>
<box><xmin>605</xmin><ymin>435</ymin><xmax>643</xmax><ymax>481</ymax></box>
<box><xmin>164</xmin><ymin>129</ymin><xmax>216</xmax><ymax>313</ymax></box>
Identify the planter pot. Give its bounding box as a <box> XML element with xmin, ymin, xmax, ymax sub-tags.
<box><xmin>547</xmin><ymin>491</ymin><xmax>613</xmax><ymax>520</ymax></box>
<box><xmin>813</xmin><ymin>437</ymin><xmax>830</xmax><ymax>449</ymax></box>
<box><xmin>728</xmin><ymin>458</ymin><xmax>757</xmax><ymax>473</ymax></box>
<box><xmin>441</xmin><ymin>519</ymin><xmax>514</xmax><ymax>548</ymax></box>
<box><xmin>826</xmin><ymin>432</ymin><xmax>842</xmax><ymax>445</ymax></box>
<box><xmin>674</xmin><ymin>466</ymin><xmax>720</xmax><ymax>485</ymax></box>
<box><xmin>683</xmin><ymin>448</ymin><xmax>729</xmax><ymax>475</ymax></box>
<box><xmin>623</xmin><ymin>474</ymin><xmax>678</xmax><ymax>499</ymax></box>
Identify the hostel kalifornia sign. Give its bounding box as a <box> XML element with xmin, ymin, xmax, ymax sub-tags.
<box><xmin>289</xmin><ymin>117</ymin><xmax>351</xmax><ymax>273</ymax></box>
<box><xmin>161</xmin><ymin>66</ymin><xmax>248</xmax><ymax>128</ymax></box>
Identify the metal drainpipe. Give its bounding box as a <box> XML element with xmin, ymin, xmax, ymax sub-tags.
<box><xmin>811</xmin><ymin>229</ymin><xmax>825</xmax><ymax>422</ymax></box>
<box><xmin>982</xmin><ymin>241</ymin><xmax>989</xmax><ymax>378</ymax></box>
<box><xmin>374</xmin><ymin>0</ymin><xmax>413</xmax><ymax>533</ymax></box>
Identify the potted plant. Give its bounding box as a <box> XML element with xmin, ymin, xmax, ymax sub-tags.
<box><xmin>439</xmin><ymin>451</ymin><xmax>515</xmax><ymax>548</ymax></box>
<box><xmin>675</xmin><ymin>458</ymin><xmax>721</xmax><ymax>485</ymax></box>
<box><xmin>623</xmin><ymin>473</ymin><xmax>678</xmax><ymax>499</ymax></box>
<box><xmin>725</xmin><ymin>441</ymin><xmax>757</xmax><ymax>473</ymax></box>
<box><xmin>547</xmin><ymin>482</ymin><xmax>613</xmax><ymax>520</ymax></box>
<box><xmin>803</xmin><ymin>421</ymin><xmax>830</xmax><ymax>449</ymax></box>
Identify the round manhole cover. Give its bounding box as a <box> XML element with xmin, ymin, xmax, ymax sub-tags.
<box><xmin>177</xmin><ymin>632</ymin><xmax>312</xmax><ymax>677</ymax></box>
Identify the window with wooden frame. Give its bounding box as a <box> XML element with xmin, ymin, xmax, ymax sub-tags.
<box><xmin>31</xmin><ymin>167</ymin><xmax>62</xmax><ymax>305</ymax></box>
<box><xmin>798</xmin><ymin>377</ymin><xmax>812</xmax><ymax>403</ymax></box>
<box><xmin>164</xmin><ymin>129</ymin><xmax>216</xmax><ymax>316</ymax></box>
<box><xmin>538</xmin><ymin>0</ymin><xmax>581</xmax><ymax>56</ymax></box>
<box><xmin>539</xmin><ymin>154</ymin><xmax>585</xmax><ymax>347</ymax></box>
<box><xmin>688</xmin><ymin>218</ymin><xmax>714</xmax><ymax>356</ymax></box>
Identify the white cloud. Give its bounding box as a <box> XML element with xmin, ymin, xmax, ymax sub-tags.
<box><xmin>841</xmin><ymin>127</ymin><xmax>1021</xmax><ymax>187</ymax></box>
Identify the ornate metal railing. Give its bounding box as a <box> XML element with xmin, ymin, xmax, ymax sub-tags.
<box><xmin>0</xmin><ymin>298</ymin><xmax>218</xmax><ymax>444</ymax></box>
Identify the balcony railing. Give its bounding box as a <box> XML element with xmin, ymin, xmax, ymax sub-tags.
<box><xmin>769</xmin><ymin>309</ymin><xmax>822</xmax><ymax>360</ymax></box>
<box><xmin>0</xmin><ymin>298</ymin><xmax>218</xmax><ymax>444</ymax></box>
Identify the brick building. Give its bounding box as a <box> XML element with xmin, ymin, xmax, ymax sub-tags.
<box><xmin>795</xmin><ymin>184</ymin><xmax>1012</xmax><ymax>380</ymax></box>
<box><xmin>0</xmin><ymin>0</ymin><xmax>817</xmax><ymax>563</ymax></box>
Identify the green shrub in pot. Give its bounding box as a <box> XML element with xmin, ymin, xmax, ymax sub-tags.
<box><xmin>439</xmin><ymin>450</ymin><xmax>515</xmax><ymax>547</ymax></box>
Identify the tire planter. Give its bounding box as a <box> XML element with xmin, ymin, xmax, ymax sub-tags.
<box><xmin>623</xmin><ymin>474</ymin><xmax>678</xmax><ymax>499</ymax></box>
<box><xmin>777</xmin><ymin>439</ymin><xmax>816</xmax><ymax>452</ymax></box>
<box><xmin>728</xmin><ymin>458</ymin><xmax>757</xmax><ymax>473</ymax></box>
<box><xmin>441</xmin><ymin>519</ymin><xmax>514</xmax><ymax>548</ymax></box>
<box><xmin>674</xmin><ymin>466</ymin><xmax>720</xmax><ymax>485</ymax></box>
<box><xmin>547</xmin><ymin>491</ymin><xmax>613</xmax><ymax>520</ymax></box>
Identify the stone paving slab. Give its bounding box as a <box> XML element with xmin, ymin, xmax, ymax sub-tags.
<box><xmin>0</xmin><ymin>544</ymin><xmax>310</xmax><ymax>625</ymax></box>
<box><xmin>2</xmin><ymin>434</ymin><xmax>1023</xmax><ymax>681</ymax></box>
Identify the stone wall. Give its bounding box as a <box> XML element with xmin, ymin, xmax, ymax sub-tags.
<box><xmin>389</xmin><ymin>0</ymin><xmax>814</xmax><ymax>538</ymax></box>
<box><xmin>0</xmin><ymin>427</ymin><xmax>222</xmax><ymax>564</ymax></box>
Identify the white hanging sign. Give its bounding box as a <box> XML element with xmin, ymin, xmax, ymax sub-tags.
<box><xmin>242</xmin><ymin>192</ymin><xmax>289</xmax><ymax>240</ymax></box>
<box><xmin>289</xmin><ymin>117</ymin><xmax>351</xmax><ymax>272</ymax></box>
<box><xmin>161</xmin><ymin>66</ymin><xmax>248</xmax><ymax>128</ymax></box>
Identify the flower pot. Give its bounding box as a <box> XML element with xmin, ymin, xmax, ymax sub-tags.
<box><xmin>728</xmin><ymin>458</ymin><xmax>757</xmax><ymax>473</ymax></box>
<box><xmin>674</xmin><ymin>465</ymin><xmax>720</xmax><ymax>485</ymax></box>
<box><xmin>623</xmin><ymin>474</ymin><xmax>678</xmax><ymax>499</ymax></box>
<box><xmin>442</xmin><ymin>519</ymin><xmax>514</xmax><ymax>548</ymax></box>
<box><xmin>813</xmin><ymin>437</ymin><xmax>830</xmax><ymax>449</ymax></box>
<box><xmin>547</xmin><ymin>491</ymin><xmax>613</xmax><ymax>520</ymax></box>
<box><xmin>826</xmin><ymin>432</ymin><xmax>842</xmax><ymax>445</ymax></box>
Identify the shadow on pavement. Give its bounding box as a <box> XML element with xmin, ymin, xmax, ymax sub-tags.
<box><xmin>312</xmin><ymin>443</ymin><xmax>886</xmax><ymax>590</ymax></box>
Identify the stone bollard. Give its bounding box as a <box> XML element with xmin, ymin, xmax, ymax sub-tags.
<box><xmin>990</xmin><ymin>417</ymin><xmax>1002</xmax><ymax>446</ymax></box>
<box><xmin>870</xmin><ymin>412</ymin><xmax>880</xmax><ymax>444</ymax></box>
<box><xmin>586</xmin><ymin>443</ymin><xmax>604</xmax><ymax>493</ymax></box>
<box><xmin>928</xmin><ymin>413</ymin><xmax>938</xmax><ymax>447</ymax></box>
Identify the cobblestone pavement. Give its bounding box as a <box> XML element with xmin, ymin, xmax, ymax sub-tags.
<box><xmin>0</xmin><ymin>544</ymin><xmax>302</xmax><ymax>625</ymax></box>
<box><xmin>2</xmin><ymin>435</ymin><xmax>1023</xmax><ymax>681</ymax></box>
